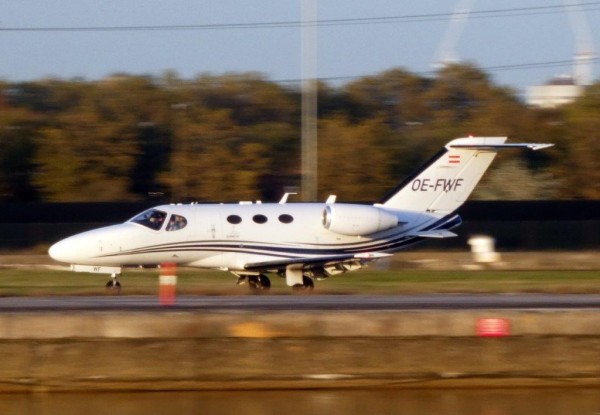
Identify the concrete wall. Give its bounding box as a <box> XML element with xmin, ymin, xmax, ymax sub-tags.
<box><xmin>1</xmin><ymin>310</ymin><xmax>599</xmax><ymax>391</ymax></box>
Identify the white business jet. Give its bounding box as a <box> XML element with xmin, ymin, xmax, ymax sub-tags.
<box><xmin>49</xmin><ymin>137</ymin><xmax>552</xmax><ymax>291</ymax></box>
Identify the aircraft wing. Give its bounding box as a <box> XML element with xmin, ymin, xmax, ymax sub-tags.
<box><xmin>244</xmin><ymin>252</ymin><xmax>392</xmax><ymax>272</ymax></box>
<box><xmin>411</xmin><ymin>229</ymin><xmax>457</xmax><ymax>238</ymax></box>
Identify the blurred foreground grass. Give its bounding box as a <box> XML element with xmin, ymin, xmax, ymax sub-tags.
<box><xmin>0</xmin><ymin>268</ymin><xmax>598</xmax><ymax>296</ymax></box>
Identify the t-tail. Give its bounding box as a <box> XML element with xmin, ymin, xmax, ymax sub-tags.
<box><xmin>377</xmin><ymin>137</ymin><xmax>553</xmax><ymax>215</ymax></box>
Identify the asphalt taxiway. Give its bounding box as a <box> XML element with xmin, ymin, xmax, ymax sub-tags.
<box><xmin>1</xmin><ymin>294</ymin><xmax>600</xmax><ymax>312</ymax></box>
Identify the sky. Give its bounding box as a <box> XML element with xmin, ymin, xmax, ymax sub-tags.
<box><xmin>0</xmin><ymin>0</ymin><xmax>599</xmax><ymax>92</ymax></box>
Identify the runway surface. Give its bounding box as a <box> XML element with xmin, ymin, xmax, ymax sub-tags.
<box><xmin>1</xmin><ymin>294</ymin><xmax>600</xmax><ymax>312</ymax></box>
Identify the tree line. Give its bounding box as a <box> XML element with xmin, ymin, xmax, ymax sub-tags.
<box><xmin>0</xmin><ymin>64</ymin><xmax>598</xmax><ymax>203</ymax></box>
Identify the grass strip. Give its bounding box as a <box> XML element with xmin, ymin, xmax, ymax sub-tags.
<box><xmin>0</xmin><ymin>268</ymin><xmax>598</xmax><ymax>296</ymax></box>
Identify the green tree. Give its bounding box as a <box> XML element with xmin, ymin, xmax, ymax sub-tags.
<box><xmin>160</xmin><ymin>106</ymin><xmax>258</xmax><ymax>201</ymax></box>
<box><xmin>342</xmin><ymin>68</ymin><xmax>430</xmax><ymax>127</ymax></box>
<box><xmin>0</xmin><ymin>67</ymin><xmax>593</xmax><ymax>202</ymax></box>
<box><xmin>560</xmin><ymin>82</ymin><xmax>600</xmax><ymax>198</ymax></box>
<box><xmin>192</xmin><ymin>73</ymin><xmax>296</xmax><ymax>126</ymax></box>
<box><xmin>0</xmin><ymin>107</ymin><xmax>39</xmax><ymax>201</ymax></box>
<box><xmin>318</xmin><ymin>115</ymin><xmax>395</xmax><ymax>201</ymax></box>
<box><xmin>34</xmin><ymin>114</ymin><xmax>139</xmax><ymax>201</ymax></box>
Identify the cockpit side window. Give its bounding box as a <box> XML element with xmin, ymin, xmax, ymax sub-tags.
<box><xmin>166</xmin><ymin>214</ymin><xmax>188</xmax><ymax>231</ymax></box>
<box><xmin>130</xmin><ymin>209</ymin><xmax>167</xmax><ymax>231</ymax></box>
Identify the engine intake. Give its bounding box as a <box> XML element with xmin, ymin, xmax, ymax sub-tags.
<box><xmin>322</xmin><ymin>204</ymin><xmax>399</xmax><ymax>236</ymax></box>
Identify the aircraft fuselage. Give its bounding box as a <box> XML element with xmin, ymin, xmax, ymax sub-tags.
<box><xmin>49</xmin><ymin>202</ymin><xmax>448</xmax><ymax>271</ymax></box>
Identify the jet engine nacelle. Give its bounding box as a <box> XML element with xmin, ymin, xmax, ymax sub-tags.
<box><xmin>322</xmin><ymin>204</ymin><xmax>399</xmax><ymax>236</ymax></box>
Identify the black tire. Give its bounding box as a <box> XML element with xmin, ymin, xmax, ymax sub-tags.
<box><xmin>258</xmin><ymin>274</ymin><xmax>271</xmax><ymax>289</ymax></box>
<box><xmin>247</xmin><ymin>275</ymin><xmax>260</xmax><ymax>290</ymax></box>
<box><xmin>302</xmin><ymin>275</ymin><xmax>314</xmax><ymax>289</ymax></box>
<box><xmin>248</xmin><ymin>274</ymin><xmax>271</xmax><ymax>291</ymax></box>
<box><xmin>292</xmin><ymin>276</ymin><xmax>314</xmax><ymax>291</ymax></box>
<box><xmin>105</xmin><ymin>279</ymin><xmax>122</xmax><ymax>294</ymax></box>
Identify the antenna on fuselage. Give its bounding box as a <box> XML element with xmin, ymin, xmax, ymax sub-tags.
<box><xmin>279</xmin><ymin>192</ymin><xmax>298</xmax><ymax>204</ymax></box>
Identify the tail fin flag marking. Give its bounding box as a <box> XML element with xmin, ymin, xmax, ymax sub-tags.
<box><xmin>448</xmin><ymin>155</ymin><xmax>461</xmax><ymax>164</ymax></box>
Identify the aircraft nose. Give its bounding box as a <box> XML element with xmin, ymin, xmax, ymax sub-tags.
<box><xmin>48</xmin><ymin>238</ymin><xmax>76</xmax><ymax>263</ymax></box>
<box><xmin>48</xmin><ymin>224</ymin><xmax>136</xmax><ymax>265</ymax></box>
<box><xmin>48</xmin><ymin>232</ymin><xmax>98</xmax><ymax>264</ymax></box>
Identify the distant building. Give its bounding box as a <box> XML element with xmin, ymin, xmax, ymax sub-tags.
<box><xmin>526</xmin><ymin>76</ymin><xmax>583</xmax><ymax>108</ymax></box>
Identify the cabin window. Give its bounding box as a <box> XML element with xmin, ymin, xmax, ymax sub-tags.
<box><xmin>278</xmin><ymin>214</ymin><xmax>294</xmax><ymax>224</ymax></box>
<box><xmin>130</xmin><ymin>209</ymin><xmax>167</xmax><ymax>231</ymax></box>
<box><xmin>166</xmin><ymin>214</ymin><xmax>188</xmax><ymax>231</ymax></box>
<box><xmin>227</xmin><ymin>215</ymin><xmax>242</xmax><ymax>225</ymax></box>
<box><xmin>252</xmin><ymin>214</ymin><xmax>268</xmax><ymax>224</ymax></box>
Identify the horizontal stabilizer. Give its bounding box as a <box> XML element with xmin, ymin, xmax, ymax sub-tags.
<box><xmin>412</xmin><ymin>230</ymin><xmax>457</xmax><ymax>238</ymax></box>
<box><xmin>449</xmin><ymin>143</ymin><xmax>554</xmax><ymax>151</ymax></box>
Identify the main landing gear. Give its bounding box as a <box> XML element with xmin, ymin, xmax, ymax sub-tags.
<box><xmin>292</xmin><ymin>275</ymin><xmax>314</xmax><ymax>291</ymax></box>
<box><xmin>237</xmin><ymin>274</ymin><xmax>271</xmax><ymax>291</ymax></box>
<box><xmin>105</xmin><ymin>272</ymin><xmax>122</xmax><ymax>294</ymax></box>
<box><xmin>235</xmin><ymin>272</ymin><xmax>314</xmax><ymax>291</ymax></box>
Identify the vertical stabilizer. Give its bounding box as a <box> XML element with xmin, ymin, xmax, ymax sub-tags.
<box><xmin>378</xmin><ymin>137</ymin><xmax>507</xmax><ymax>214</ymax></box>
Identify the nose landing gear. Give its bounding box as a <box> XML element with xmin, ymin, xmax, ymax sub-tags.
<box><xmin>105</xmin><ymin>273</ymin><xmax>122</xmax><ymax>294</ymax></box>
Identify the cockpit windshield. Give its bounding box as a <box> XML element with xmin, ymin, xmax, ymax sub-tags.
<box><xmin>166</xmin><ymin>214</ymin><xmax>188</xmax><ymax>231</ymax></box>
<box><xmin>130</xmin><ymin>209</ymin><xmax>167</xmax><ymax>231</ymax></box>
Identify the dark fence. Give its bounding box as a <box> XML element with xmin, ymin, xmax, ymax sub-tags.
<box><xmin>0</xmin><ymin>201</ymin><xmax>598</xmax><ymax>251</ymax></box>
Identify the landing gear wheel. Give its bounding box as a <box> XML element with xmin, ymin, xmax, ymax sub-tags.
<box><xmin>105</xmin><ymin>274</ymin><xmax>122</xmax><ymax>294</ymax></box>
<box><xmin>258</xmin><ymin>274</ymin><xmax>271</xmax><ymax>289</ymax></box>
<box><xmin>293</xmin><ymin>275</ymin><xmax>314</xmax><ymax>291</ymax></box>
<box><xmin>248</xmin><ymin>274</ymin><xmax>271</xmax><ymax>291</ymax></box>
